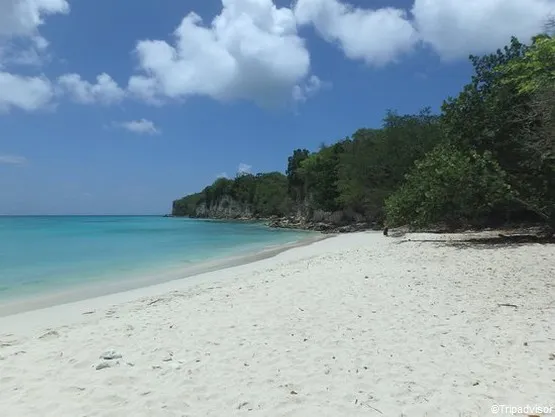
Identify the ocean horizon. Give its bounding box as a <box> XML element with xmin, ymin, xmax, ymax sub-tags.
<box><xmin>0</xmin><ymin>216</ymin><xmax>316</xmax><ymax>304</ymax></box>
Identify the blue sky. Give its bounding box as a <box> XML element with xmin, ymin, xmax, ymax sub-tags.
<box><xmin>0</xmin><ymin>0</ymin><xmax>553</xmax><ymax>215</ymax></box>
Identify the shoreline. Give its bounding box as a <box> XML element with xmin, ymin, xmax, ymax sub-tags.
<box><xmin>174</xmin><ymin>214</ymin><xmax>554</xmax><ymax>238</ymax></box>
<box><xmin>0</xmin><ymin>233</ymin><xmax>328</xmax><ymax>319</ymax></box>
<box><xmin>172</xmin><ymin>214</ymin><xmax>378</xmax><ymax>233</ymax></box>
<box><xmin>1</xmin><ymin>231</ymin><xmax>553</xmax><ymax>415</ymax></box>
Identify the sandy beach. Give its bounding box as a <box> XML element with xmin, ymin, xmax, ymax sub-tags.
<box><xmin>0</xmin><ymin>232</ymin><xmax>554</xmax><ymax>416</ymax></box>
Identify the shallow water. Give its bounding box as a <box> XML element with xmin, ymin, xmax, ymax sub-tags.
<box><xmin>0</xmin><ymin>216</ymin><xmax>315</xmax><ymax>300</ymax></box>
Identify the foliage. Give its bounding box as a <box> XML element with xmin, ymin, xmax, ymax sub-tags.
<box><xmin>286</xmin><ymin>149</ymin><xmax>310</xmax><ymax>202</ymax></box>
<box><xmin>172</xmin><ymin>192</ymin><xmax>203</xmax><ymax>217</ymax></box>
<box><xmin>172</xmin><ymin>172</ymin><xmax>291</xmax><ymax>218</ymax></box>
<box><xmin>298</xmin><ymin>141</ymin><xmax>346</xmax><ymax>212</ymax></box>
<box><xmin>500</xmin><ymin>35</ymin><xmax>555</xmax><ymax>94</ymax></box>
<box><xmin>337</xmin><ymin>110</ymin><xmax>442</xmax><ymax>219</ymax></box>
<box><xmin>385</xmin><ymin>146</ymin><xmax>513</xmax><ymax>228</ymax></box>
<box><xmin>441</xmin><ymin>37</ymin><xmax>529</xmax><ymax>155</ymax></box>
<box><xmin>497</xmin><ymin>35</ymin><xmax>555</xmax><ymax>226</ymax></box>
<box><xmin>437</xmin><ymin>35</ymin><xmax>555</xmax><ymax>229</ymax></box>
<box><xmin>252</xmin><ymin>172</ymin><xmax>291</xmax><ymax>216</ymax></box>
<box><xmin>174</xmin><ymin>33</ymin><xmax>555</xmax><ymax>232</ymax></box>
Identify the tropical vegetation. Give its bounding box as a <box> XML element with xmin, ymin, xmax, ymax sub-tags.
<box><xmin>173</xmin><ymin>32</ymin><xmax>555</xmax><ymax>233</ymax></box>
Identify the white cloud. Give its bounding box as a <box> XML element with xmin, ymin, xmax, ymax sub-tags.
<box><xmin>116</xmin><ymin>119</ymin><xmax>160</xmax><ymax>135</ymax></box>
<box><xmin>2</xmin><ymin>0</ymin><xmax>553</xmax><ymax>114</ymax></box>
<box><xmin>411</xmin><ymin>0</ymin><xmax>555</xmax><ymax>60</ymax></box>
<box><xmin>294</xmin><ymin>0</ymin><xmax>418</xmax><ymax>65</ymax></box>
<box><xmin>128</xmin><ymin>0</ymin><xmax>316</xmax><ymax>106</ymax></box>
<box><xmin>292</xmin><ymin>74</ymin><xmax>326</xmax><ymax>101</ymax></box>
<box><xmin>0</xmin><ymin>0</ymin><xmax>68</xmax><ymax>112</ymax></box>
<box><xmin>57</xmin><ymin>73</ymin><xmax>125</xmax><ymax>105</ymax></box>
<box><xmin>0</xmin><ymin>1</ymin><xmax>125</xmax><ymax>112</ymax></box>
<box><xmin>294</xmin><ymin>0</ymin><xmax>555</xmax><ymax>64</ymax></box>
<box><xmin>0</xmin><ymin>35</ymin><xmax>50</xmax><ymax>67</ymax></box>
<box><xmin>0</xmin><ymin>71</ymin><xmax>54</xmax><ymax>112</ymax></box>
<box><xmin>237</xmin><ymin>163</ymin><xmax>252</xmax><ymax>175</ymax></box>
<box><xmin>0</xmin><ymin>0</ymin><xmax>69</xmax><ymax>38</ymax></box>
<box><xmin>0</xmin><ymin>154</ymin><xmax>28</xmax><ymax>165</ymax></box>
<box><xmin>216</xmin><ymin>172</ymin><xmax>230</xmax><ymax>179</ymax></box>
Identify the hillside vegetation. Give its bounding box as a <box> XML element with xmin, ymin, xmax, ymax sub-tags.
<box><xmin>173</xmin><ymin>34</ymin><xmax>555</xmax><ymax>233</ymax></box>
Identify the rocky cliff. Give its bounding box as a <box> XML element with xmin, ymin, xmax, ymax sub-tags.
<box><xmin>188</xmin><ymin>195</ymin><xmax>376</xmax><ymax>233</ymax></box>
<box><xmin>267</xmin><ymin>207</ymin><xmax>376</xmax><ymax>233</ymax></box>
<box><xmin>192</xmin><ymin>195</ymin><xmax>255</xmax><ymax>219</ymax></box>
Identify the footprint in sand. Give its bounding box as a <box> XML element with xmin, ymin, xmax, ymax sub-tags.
<box><xmin>39</xmin><ymin>330</ymin><xmax>60</xmax><ymax>341</ymax></box>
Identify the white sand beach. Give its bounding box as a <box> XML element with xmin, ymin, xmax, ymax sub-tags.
<box><xmin>0</xmin><ymin>232</ymin><xmax>554</xmax><ymax>416</ymax></box>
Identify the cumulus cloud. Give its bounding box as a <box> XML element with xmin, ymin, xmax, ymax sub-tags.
<box><xmin>116</xmin><ymin>119</ymin><xmax>160</xmax><ymax>135</ymax></box>
<box><xmin>0</xmin><ymin>0</ymin><xmax>69</xmax><ymax>38</ymax></box>
<box><xmin>292</xmin><ymin>74</ymin><xmax>326</xmax><ymax>102</ymax></box>
<box><xmin>128</xmin><ymin>0</ymin><xmax>316</xmax><ymax>106</ymax></box>
<box><xmin>3</xmin><ymin>0</ymin><xmax>554</xmax><ymax>114</ymax></box>
<box><xmin>0</xmin><ymin>153</ymin><xmax>28</xmax><ymax>165</ymax></box>
<box><xmin>0</xmin><ymin>0</ymin><xmax>126</xmax><ymax>112</ymax></box>
<box><xmin>237</xmin><ymin>163</ymin><xmax>252</xmax><ymax>175</ymax></box>
<box><xmin>0</xmin><ymin>72</ymin><xmax>54</xmax><ymax>112</ymax></box>
<box><xmin>57</xmin><ymin>73</ymin><xmax>125</xmax><ymax>105</ymax></box>
<box><xmin>294</xmin><ymin>0</ymin><xmax>555</xmax><ymax>64</ymax></box>
<box><xmin>0</xmin><ymin>35</ymin><xmax>50</xmax><ymax>67</ymax></box>
<box><xmin>294</xmin><ymin>0</ymin><xmax>418</xmax><ymax>65</ymax></box>
<box><xmin>0</xmin><ymin>0</ymin><xmax>69</xmax><ymax>112</ymax></box>
<box><xmin>411</xmin><ymin>0</ymin><xmax>555</xmax><ymax>60</ymax></box>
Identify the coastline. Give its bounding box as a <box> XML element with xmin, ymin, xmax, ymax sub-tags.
<box><xmin>0</xmin><ymin>233</ymin><xmax>327</xmax><ymax>318</ymax></box>
<box><xmin>1</xmin><ymin>231</ymin><xmax>553</xmax><ymax>416</ymax></box>
<box><xmin>172</xmin><ymin>214</ymin><xmax>378</xmax><ymax>234</ymax></box>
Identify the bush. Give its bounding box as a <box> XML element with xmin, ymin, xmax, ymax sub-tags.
<box><xmin>385</xmin><ymin>146</ymin><xmax>513</xmax><ymax>228</ymax></box>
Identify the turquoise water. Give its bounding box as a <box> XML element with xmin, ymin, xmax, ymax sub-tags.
<box><xmin>0</xmin><ymin>216</ymin><xmax>314</xmax><ymax>300</ymax></box>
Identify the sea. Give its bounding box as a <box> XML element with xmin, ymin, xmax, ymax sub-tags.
<box><xmin>0</xmin><ymin>216</ymin><xmax>315</xmax><ymax>303</ymax></box>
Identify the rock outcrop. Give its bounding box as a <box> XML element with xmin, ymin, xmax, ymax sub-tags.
<box><xmin>194</xmin><ymin>195</ymin><xmax>255</xmax><ymax>219</ymax></box>
<box><xmin>267</xmin><ymin>208</ymin><xmax>377</xmax><ymax>234</ymax></box>
<box><xmin>181</xmin><ymin>196</ymin><xmax>379</xmax><ymax>234</ymax></box>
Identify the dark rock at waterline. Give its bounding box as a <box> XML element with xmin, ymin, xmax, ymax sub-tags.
<box><xmin>267</xmin><ymin>218</ymin><xmax>374</xmax><ymax>234</ymax></box>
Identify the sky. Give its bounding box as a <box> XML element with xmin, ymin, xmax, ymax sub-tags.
<box><xmin>0</xmin><ymin>0</ymin><xmax>554</xmax><ymax>215</ymax></box>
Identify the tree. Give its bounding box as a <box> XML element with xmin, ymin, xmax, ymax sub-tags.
<box><xmin>385</xmin><ymin>146</ymin><xmax>513</xmax><ymax>228</ymax></box>
<box><xmin>231</xmin><ymin>173</ymin><xmax>257</xmax><ymax>204</ymax></box>
<box><xmin>172</xmin><ymin>192</ymin><xmax>203</xmax><ymax>216</ymax></box>
<box><xmin>441</xmin><ymin>36</ymin><xmax>555</xmax><ymax>227</ymax></box>
<box><xmin>286</xmin><ymin>149</ymin><xmax>310</xmax><ymax>202</ymax></box>
<box><xmin>501</xmin><ymin>35</ymin><xmax>555</xmax><ymax>94</ymax></box>
<box><xmin>337</xmin><ymin>109</ymin><xmax>442</xmax><ymax>219</ymax></box>
<box><xmin>498</xmin><ymin>35</ymin><xmax>555</xmax><ymax>229</ymax></box>
<box><xmin>299</xmin><ymin>141</ymin><xmax>346</xmax><ymax>212</ymax></box>
<box><xmin>441</xmin><ymin>37</ymin><xmax>529</xmax><ymax>156</ymax></box>
<box><xmin>173</xmin><ymin>33</ymin><xmax>555</xmax><ymax>233</ymax></box>
<box><xmin>252</xmin><ymin>172</ymin><xmax>291</xmax><ymax>216</ymax></box>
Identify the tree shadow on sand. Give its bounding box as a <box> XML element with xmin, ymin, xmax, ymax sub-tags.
<box><xmin>395</xmin><ymin>233</ymin><xmax>555</xmax><ymax>249</ymax></box>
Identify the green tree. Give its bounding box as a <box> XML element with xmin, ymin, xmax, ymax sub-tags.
<box><xmin>299</xmin><ymin>141</ymin><xmax>346</xmax><ymax>212</ymax></box>
<box><xmin>252</xmin><ymin>172</ymin><xmax>291</xmax><ymax>216</ymax></box>
<box><xmin>173</xmin><ymin>34</ymin><xmax>555</xmax><ymax>233</ymax></box>
<box><xmin>501</xmin><ymin>35</ymin><xmax>555</xmax><ymax>94</ymax></box>
<box><xmin>498</xmin><ymin>35</ymin><xmax>555</xmax><ymax>229</ymax></box>
<box><xmin>286</xmin><ymin>149</ymin><xmax>310</xmax><ymax>202</ymax></box>
<box><xmin>441</xmin><ymin>37</ymin><xmax>529</xmax><ymax>155</ymax></box>
<box><xmin>231</xmin><ymin>173</ymin><xmax>257</xmax><ymax>204</ymax></box>
<box><xmin>337</xmin><ymin>109</ymin><xmax>442</xmax><ymax>219</ymax></box>
<box><xmin>172</xmin><ymin>192</ymin><xmax>203</xmax><ymax>216</ymax></box>
<box><xmin>441</xmin><ymin>36</ymin><xmax>555</xmax><ymax>228</ymax></box>
<box><xmin>385</xmin><ymin>146</ymin><xmax>513</xmax><ymax>228</ymax></box>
